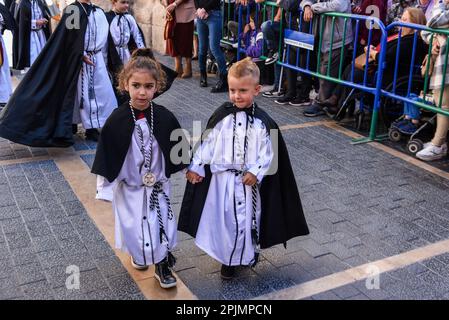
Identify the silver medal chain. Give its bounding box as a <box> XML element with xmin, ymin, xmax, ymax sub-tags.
<box><xmin>233</xmin><ymin>103</ymin><xmax>255</xmax><ymax>172</ymax></box>
<box><xmin>129</xmin><ymin>101</ymin><xmax>154</xmax><ymax>174</ymax></box>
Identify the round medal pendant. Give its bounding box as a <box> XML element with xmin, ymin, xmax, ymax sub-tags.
<box><xmin>142</xmin><ymin>172</ymin><xmax>156</xmax><ymax>187</ymax></box>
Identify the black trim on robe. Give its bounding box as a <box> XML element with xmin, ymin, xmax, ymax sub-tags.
<box><xmin>91</xmin><ymin>102</ymin><xmax>189</xmax><ymax>182</ymax></box>
<box><xmin>0</xmin><ymin>2</ymin><xmax>119</xmax><ymax>148</ymax></box>
<box><xmin>178</xmin><ymin>102</ymin><xmax>309</xmax><ymax>249</ymax></box>
<box><xmin>12</xmin><ymin>0</ymin><xmax>51</xmax><ymax>70</ymax></box>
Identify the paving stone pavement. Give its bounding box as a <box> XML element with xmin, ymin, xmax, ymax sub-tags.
<box><xmin>1</xmin><ymin>53</ymin><xmax>449</xmax><ymax>300</ymax></box>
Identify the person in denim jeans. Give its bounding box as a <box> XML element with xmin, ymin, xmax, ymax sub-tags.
<box><xmin>195</xmin><ymin>0</ymin><xmax>229</xmax><ymax>92</ymax></box>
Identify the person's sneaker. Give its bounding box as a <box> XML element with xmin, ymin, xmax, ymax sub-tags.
<box><xmin>130</xmin><ymin>257</ymin><xmax>148</xmax><ymax>270</ymax></box>
<box><xmin>275</xmin><ymin>95</ymin><xmax>295</xmax><ymax>105</ymax></box>
<box><xmin>265</xmin><ymin>52</ymin><xmax>279</xmax><ymax>65</ymax></box>
<box><xmin>289</xmin><ymin>96</ymin><xmax>311</xmax><ymax>106</ymax></box>
<box><xmin>395</xmin><ymin>120</ymin><xmax>419</xmax><ymax>135</ymax></box>
<box><xmin>154</xmin><ymin>259</ymin><xmax>177</xmax><ymax>289</ymax></box>
<box><xmin>72</xmin><ymin>124</ymin><xmax>78</xmax><ymax>135</ymax></box>
<box><xmin>220</xmin><ymin>264</ymin><xmax>236</xmax><ymax>280</ymax></box>
<box><xmin>416</xmin><ymin>143</ymin><xmax>448</xmax><ymax>161</ymax></box>
<box><xmin>303</xmin><ymin>103</ymin><xmax>325</xmax><ymax>117</ymax></box>
<box><xmin>260</xmin><ymin>84</ymin><xmax>275</xmax><ymax>93</ymax></box>
<box><xmin>85</xmin><ymin>128</ymin><xmax>100</xmax><ymax>142</ymax></box>
<box><xmin>262</xmin><ymin>89</ymin><xmax>284</xmax><ymax>98</ymax></box>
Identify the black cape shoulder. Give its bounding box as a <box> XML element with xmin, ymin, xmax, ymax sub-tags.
<box><xmin>178</xmin><ymin>102</ymin><xmax>309</xmax><ymax>249</ymax></box>
<box><xmin>92</xmin><ymin>102</ymin><xmax>189</xmax><ymax>183</ymax></box>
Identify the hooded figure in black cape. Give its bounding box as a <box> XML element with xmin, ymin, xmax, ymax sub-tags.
<box><xmin>12</xmin><ymin>0</ymin><xmax>51</xmax><ymax>70</ymax></box>
<box><xmin>178</xmin><ymin>102</ymin><xmax>309</xmax><ymax>255</ymax></box>
<box><xmin>0</xmin><ymin>1</ymin><xmax>122</xmax><ymax>147</ymax></box>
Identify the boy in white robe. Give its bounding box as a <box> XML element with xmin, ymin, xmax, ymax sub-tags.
<box><xmin>92</xmin><ymin>49</ymin><xmax>188</xmax><ymax>289</ymax></box>
<box><xmin>179</xmin><ymin>58</ymin><xmax>309</xmax><ymax>279</ymax></box>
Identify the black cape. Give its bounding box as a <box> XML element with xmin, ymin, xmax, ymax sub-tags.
<box><xmin>91</xmin><ymin>102</ymin><xmax>189</xmax><ymax>182</ymax></box>
<box><xmin>12</xmin><ymin>0</ymin><xmax>51</xmax><ymax>70</ymax></box>
<box><xmin>0</xmin><ymin>2</ymin><xmax>16</xmax><ymax>33</ymax></box>
<box><xmin>178</xmin><ymin>102</ymin><xmax>309</xmax><ymax>249</ymax></box>
<box><xmin>0</xmin><ymin>2</ymin><xmax>120</xmax><ymax>147</ymax></box>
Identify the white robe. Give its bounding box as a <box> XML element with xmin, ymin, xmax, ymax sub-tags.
<box><xmin>73</xmin><ymin>7</ymin><xmax>117</xmax><ymax>129</ymax></box>
<box><xmin>29</xmin><ymin>0</ymin><xmax>47</xmax><ymax>66</ymax></box>
<box><xmin>109</xmin><ymin>13</ymin><xmax>145</xmax><ymax>64</ymax></box>
<box><xmin>0</xmin><ymin>12</ymin><xmax>12</xmax><ymax>103</ymax></box>
<box><xmin>106</xmin><ymin>117</ymin><xmax>177</xmax><ymax>266</ymax></box>
<box><xmin>189</xmin><ymin>111</ymin><xmax>274</xmax><ymax>266</ymax></box>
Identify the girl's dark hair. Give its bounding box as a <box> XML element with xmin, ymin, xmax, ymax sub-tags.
<box><xmin>118</xmin><ymin>48</ymin><xmax>167</xmax><ymax>93</ymax></box>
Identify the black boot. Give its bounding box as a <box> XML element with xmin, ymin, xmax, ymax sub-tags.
<box><xmin>200</xmin><ymin>71</ymin><xmax>207</xmax><ymax>87</ymax></box>
<box><xmin>211</xmin><ymin>72</ymin><xmax>228</xmax><ymax>93</ymax></box>
<box><xmin>220</xmin><ymin>264</ymin><xmax>236</xmax><ymax>280</ymax></box>
<box><xmin>154</xmin><ymin>259</ymin><xmax>177</xmax><ymax>289</ymax></box>
<box><xmin>72</xmin><ymin>124</ymin><xmax>78</xmax><ymax>135</ymax></box>
<box><xmin>85</xmin><ymin>128</ymin><xmax>100</xmax><ymax>142</ymax></box>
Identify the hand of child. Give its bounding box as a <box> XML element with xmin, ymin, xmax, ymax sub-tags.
<box><xmin>352</xmin><ymin>6</ymin><xmax>362</xmax><ymax>14</ymax></box>
<box><xmin>242</xmin><ymin>172</ymin><xmax>257</xmax><ymax>186</ymax></box>
<box><xmin>243</xmin><ymin>24</ymin><xmax>250</xmax><ymax>34</ymax></box>
<box><xmin>303</xmin><ymin>6</ymin><xmax>313</xmax><ymax>22</ymax></box>
<box><xmin>166</xmin><ymin>3</ymin><xmax>176</xmax><ymax>14</ymax></box>
<box><xmin>83</xmin><ymin>55</ymin><xmax>95</xmax><ymax>66</ymax></box>
<box><xmin>186</xmin><ymin>170</ymin><xmax>203</xmax><ymax>184</ymax></box>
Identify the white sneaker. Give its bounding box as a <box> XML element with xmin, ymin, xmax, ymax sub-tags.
<box><xmin>416</xmin><ymin>143</ymin><xmax>448</xmax><ymax>161</ymax></box>
<box><xmin>260</xmin><ymin>84</ymin><xmax>274</xmax><ymax>93</ymax></box>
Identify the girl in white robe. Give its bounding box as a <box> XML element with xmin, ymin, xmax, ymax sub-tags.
<box><xmin>107</xmin><ymin>0</ymin><xmax>145</xmax><ymax>65</ymax></box>
<box><xmin>92</xmin><ymin>49</ymin><xmax>188</xmax><ymax>289</ymax></box>
<box><xmin>0</xmin><ymin>7</ymin><xmax>12</xmax><ymax>105</ymax></box>
<box><xmin>73</xmin><ymin>2</ymin><xmax>117</xmax><ymax>140</ymax></box>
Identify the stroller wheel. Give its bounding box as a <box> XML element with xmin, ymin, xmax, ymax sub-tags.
<box><xmin>407</xmin><ymin>139</ymin><xmax>424</xmax><ymax>155</ymax></box>
<box><xmin>388</xmin><ymin>128</ymin><xmax>402</xmax><ymax>142</ymax></box>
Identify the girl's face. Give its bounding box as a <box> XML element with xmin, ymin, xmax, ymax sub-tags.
<box><xmin>125</xmin><ymin>70</ymin><xmax>158</xmax><ymax>110</ymax></box>
<box><xmin>228</xmin><ymin>75</ymin><xmax>261</xmax><ymax>109</ymax></box>
<box><xmin>114</xmin><ymin>0</ymin><xmax>130</xmax><ymax>14</ymax></box>
<box><xmin>400</xmin><ymin>11</ymin><xmax>413</xmax><ymax>35</ymax></box>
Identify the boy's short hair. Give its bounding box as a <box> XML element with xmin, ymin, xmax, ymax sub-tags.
<box><xmin>228</xmin><ymin>57</ymin><xmax>260</xmax><ymax>84</ymax></box>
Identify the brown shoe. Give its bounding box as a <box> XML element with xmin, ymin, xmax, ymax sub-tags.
<box><xmin>174</xmin><ymin>56</ymin><xmax>182</xmax><ymax>77</ymax></box>
<box><xmin>181</xmin><ymin>58</ymin><xmax>192</xmax><ymax>78</ymax></box>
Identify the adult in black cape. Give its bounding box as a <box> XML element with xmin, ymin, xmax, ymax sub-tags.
<box><xmin>0</xmin><ymin>1</ymin><xmax>16</xmax><ymax>32</ymax></box>
<box><xmin>0</xmin><ymin>1</ymin><xmax>123</xmax><ymax>147</ymax></box>
<box><xmin>12</xmin><ymin>0</ymin><xmax>52</xmax><ymax>70</ymax></box>
<box><xmin>178</xmin><ymin>102</ymin><xmax>309</xmax><ymax>250</ymax></box>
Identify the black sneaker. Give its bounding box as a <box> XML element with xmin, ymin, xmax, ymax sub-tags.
<box><xmin>262</xmin><ymin>89</ymin><xmax>285</xmax><ymax>98</ymax></box>
<box><xmin>154</xmin><ymin>259</ymin><xmax>177</xmax><ymax>289</ymax></box>
<box><xmin>85</xmin><ymin>128</ymin><xmax>100</xmax><ymax>142</ymax></box>
<box><xmin>220</xmin><ymin>264</ymin><xmax>236</xmax><ymax>280</ymax></box>
<box><xmin>275</xmin><ymin>95</ymin><xmax>295</xmax><ymax>105</ymax></box>
<box><xmin>289</xmin><ymin>96</ymin><xmax>311</xmax><ymax>106</ymax></box>
<box><xmin>211</xmin><ymin>74</ymin><xmax>228</xmax><ymax>93</ymax></box>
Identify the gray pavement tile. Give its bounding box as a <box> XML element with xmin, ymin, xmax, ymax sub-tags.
<box><xmin>56</xmin><ymin>191</ymin><xmax>78</xmax><ymax>203</ymax></box>
<box><xmin>6</xmin><ymin>231</ymin><xmax>32</xmax><ymax>250</ymax></box>
<box><xmin>32</xmin><ymin>235</ymin><xmax>61</xmax><ymax>253</ymax></box>
<box><xmin>21</xmin><ymin>208</ymin><xmax>45</xmax><ymax>223</ymax></box>
<box><xmin>63</xmin><ymin>201</ymin><xmax>87</xmax><ymax>217</ymax></box>
<box><xmin>218</xmin><ymin>279</ymin><xmax>254</xmax><ymax>300</ymax></box>
<box><xmin>0</xmin><ymin>276</ymin><xmax>23</xmax><ymax>299</ymax></box>
<box><xmin>11</xmin><ymin>246</ymin><xmax>39</xmax><ymax>266</ymax></box>
<box><xmin>0</xmin><ymin>205</ymin><xmax>21</xmax><ymax>220</ymax></box>
<box><xmin>95</xmin><ymin>256</ymin><xmax>128</xmax><ymax>278</ymax></box>
<box><xmin>78</xmin><ymin>269</ymin><xmax>109</xmax><ymax>293</ymax></box>
<box><xmin>238</xmin><ymin>274</ymin><xmax>274</xmax><ymax>297</ymax></box>
<box><xmin>27</xmin><ymin>220</ymin><xmax>52</xmax><ymax>238</ymax></box>
<box><xmin>21</xmin><ymin>280</ymin><xmax>55</xmax><ymax>300</ymax></box>
<box><xmin>53</xmin><ymin>286</ymin><xmax>87</xmax><ymax>300</ymax></box>
<box><xmin>52</xmin><ymin>223</ymin><xmax>78</xmax><ymax>241</ymax></box>
<box><xmin>277</xmin><ymin>264</ymin><xmax>315</xmax><ymax>285</ymax></box>
<box><xmin>84</xmin><ymin>239</ymin><xmax>115</xmax><ymax>259</ymax></box>
<box><xmin>108</xmin><ymin>274</ymin><xmax>142</xmax><ymax>299</ymax></box>
<box><xmin>38</xmin><ymin>249</ymin><xmax>68</xmax><ymax>270</ymax></box>
<box><xmin>310</xmin><ymin>291</ymin><xmax>341</xmax><ymax>300</ymax></box>
<box><xmin>15</xmin><ymin>263</ymin><xmax>46</xmax><ymax>285</ymax></box>
<box><xmin>332</xmin><ymin>284</ymin><xmax>362</xmax><ymax>299</ymax></box>
<box><xmin>1</xmin><ymin>217</ymin><xmax>27</xmax><ymax>234</ymax></box>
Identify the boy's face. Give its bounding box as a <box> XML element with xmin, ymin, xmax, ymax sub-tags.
<box><xmin>114</xmin><ymin>0</ymin><xmax>130</xmax><ymax>13</ymax></box>
<box><xmin>125</xmin><ymin>70</ymin><xmax>158</xmax><ymax>110</ymax></box>
<box><xmin>228</xmin><ymin>75</ymin><xmax>261</xmax><ymax>109</ymax></box>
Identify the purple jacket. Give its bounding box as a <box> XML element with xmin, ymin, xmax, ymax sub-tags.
<box><xmin>239</xmin><ymin>29</ymin><xmax>263</xmax><ymax>58</ymax></box>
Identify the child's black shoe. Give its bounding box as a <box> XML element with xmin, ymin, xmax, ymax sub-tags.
<box><xmin>220</xmin><ymin>264</ymin><xmax>236</xmax><ymax>280</ymax></box>
<box><xmin>155</xmin><ymin>259</ymin><xmax>177</xmax><ymax>289</ymax></box>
